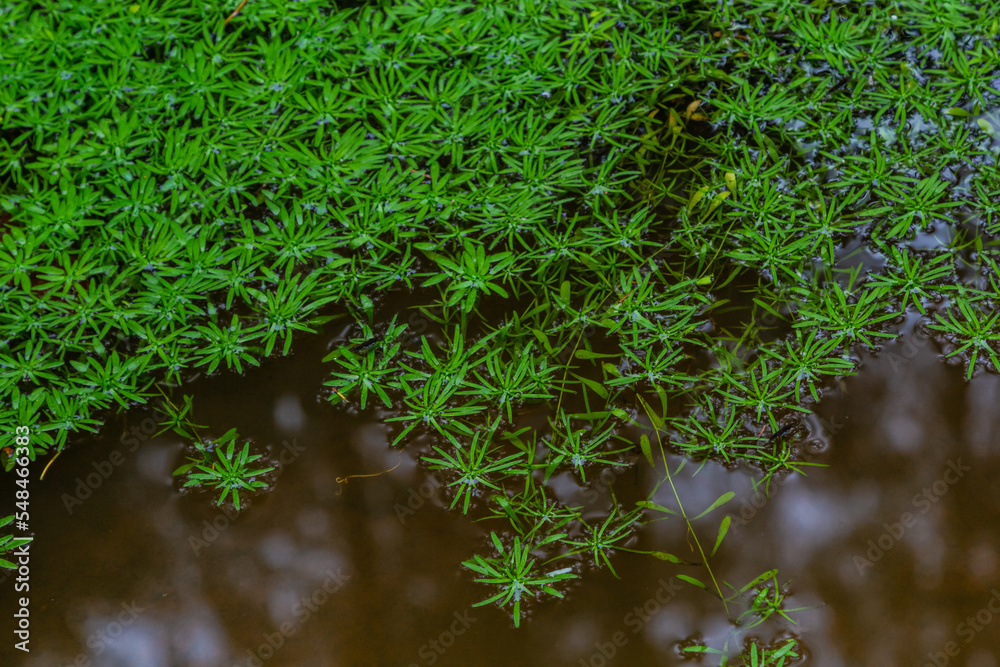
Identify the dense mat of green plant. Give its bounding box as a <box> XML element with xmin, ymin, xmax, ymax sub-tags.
<box><xmin>2</xmin><ymin>0</ymin><xmax>1000</xmax><ymax>655</ymax></box>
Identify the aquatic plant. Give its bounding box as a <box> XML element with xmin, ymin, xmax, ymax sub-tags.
<box><xmin>462</xmin><ymin>531</ymin><xmax>577</xmax><ymax>629</ymax></box>
<box><xmin>1</xmin><ymin>0</ymin><xmax>998</xmax><ymax>657</ymax></box>
<box><xmin>173</xmin><ymin>427</ymin><xmax>274</xmax><ymax>511</ymax></box>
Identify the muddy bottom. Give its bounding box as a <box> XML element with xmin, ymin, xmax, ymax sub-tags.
<box><xmin>3</xmin><ymin>320</ymin><xmax>1000</xmax><ymax>667</ymax></box>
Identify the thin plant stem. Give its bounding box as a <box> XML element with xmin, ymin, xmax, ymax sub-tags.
<box><xmin>638</xmin><ymin>395</ymin><xmax>730</xmax><ymax>618</ymax></box>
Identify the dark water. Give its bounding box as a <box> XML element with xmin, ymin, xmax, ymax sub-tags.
<box><xmin>3</xmin><ymin>315</ymin><xmax>1000</xmax><ymax>667</ymax></box>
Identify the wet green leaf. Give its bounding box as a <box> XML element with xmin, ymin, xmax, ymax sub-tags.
<box><xmin>638</xmin><ymin>434</ymin><xmax>654</xmax><ymax>468</ymax></box>
<box><xmin>573</xmin><ymin>373</ymin><xmax>608</xmax><ymax>399</ymax></box>
<box><xmin>574</xmin><ymin>349</ymin><xmax>618</xmax><ymax>360</ymax></box>
<box><xmin>649</xmin><ymin>551</ymin><xmax>684</xmax><ymax>563</ymax></box>
<box><xmin>677</xmin><ymin>574</ymin><xmax>707</xmax><ymax>589</ymax></box>
<box><xmin>711</xmin><ymin>516</ymin><xmax>731</xmax><ymax>556</ymax></box>
<box><xmin>739</xmin><ymin>569</ymin><xmax>779</xmax><ymax>595</ymax></box>
<box><xmin>692</xmin><ymin>492</ymin><xmax>735</xmax><ymax>521</ymax></box>
<box><xmin>636</xmin><ymin>500</ymin><xmax>677</xmax><ymax>515</ymax></box>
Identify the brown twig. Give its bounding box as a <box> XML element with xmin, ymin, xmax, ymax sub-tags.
<box><xmin>224</xmin><ymin>0</ymin><xmax>248</xmax><ymax>25</ymax></box>
<box><xmin>335</xmin><ymin>462</ymin><xmax>402</xmax><ymax>495</ymax></box>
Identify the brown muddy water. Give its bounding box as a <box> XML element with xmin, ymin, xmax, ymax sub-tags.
<box><xmin>3</xmin><ymin>316</ymin><xmax>1000</xmax><ymax>667</ymax></box>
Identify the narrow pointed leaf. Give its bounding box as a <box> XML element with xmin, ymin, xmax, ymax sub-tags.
<box><xmin>691</xmin><ymin>491</ymin><xmax>735</xmax><ymax>521</ymax></box>
<box><xmin>711</xmin><ymin>516</ymin><xmax>731</xmax><ymax>557</ymax></box>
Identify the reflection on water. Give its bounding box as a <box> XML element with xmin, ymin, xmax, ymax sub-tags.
<box><xmin>3</xmin><ymin>321</ymin><xmax>1000</xmax><ymax>667</ymax></box>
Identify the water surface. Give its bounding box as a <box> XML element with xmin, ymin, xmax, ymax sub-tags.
<box><xmin>3</xmin><ymin>319</ymin><xmax>999</xmax><ymax>667</ymax></box>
